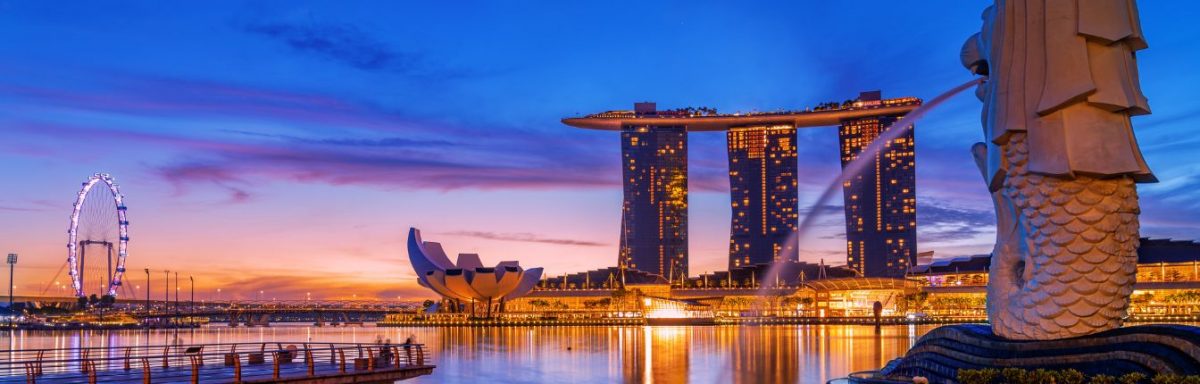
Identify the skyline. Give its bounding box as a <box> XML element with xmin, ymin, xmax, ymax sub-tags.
<box><xmin>2</xmin><ymin>1</ymin><xmax>1199</xmax><ymax>300</ymax></box>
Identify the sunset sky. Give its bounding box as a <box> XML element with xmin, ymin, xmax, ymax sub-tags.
<box><xmin>1</xmin><ymin>1</ymin><xmax>1198</xmax><ymax>300</ymax></box>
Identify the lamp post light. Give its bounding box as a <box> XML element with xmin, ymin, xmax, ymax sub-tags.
<box><xmin>163</xmin><ymin>270</ymin><xmax>169</xmax><ymax>311</ymax></box>
<box><xmin>144</xmin><ymin>268</ymin><xmax>150</xmax><ymax>312</ymax></box>
<box><xmin>173</xmin><ymin>271</ymin><xmax>179</xmax><ymax>316</ymax></box>
<box><xmin>7</xmin><ymin>253</ymin><xmax>17</xmax><ymax>330</ymax></box>
<box><xmin>189</xmin><ymin>276</ymin><xmax>194</xmax><ymax>318</ymax></box>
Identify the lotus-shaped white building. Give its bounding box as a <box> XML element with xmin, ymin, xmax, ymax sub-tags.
<box><xmin>407</xmin><ymin>228</ymin><xmax>543</xmax><ymax>317</ymax></box>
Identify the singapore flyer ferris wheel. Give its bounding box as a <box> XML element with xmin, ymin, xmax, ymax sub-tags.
<box><xmin>67</xmin><ymin>173</ymin><xmax>130</xmax><ymax>298</ymax></box>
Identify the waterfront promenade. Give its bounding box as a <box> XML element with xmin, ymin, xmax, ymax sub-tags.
<box><xmin>0</xmin><ymin>341</ymin><xmax>434</xmax><ymax>383</ymax></box>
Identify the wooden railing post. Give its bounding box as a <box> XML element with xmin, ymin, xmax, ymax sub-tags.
<box><xmin>162</xmin><ymin>346</ymin><xmax>170</xmax><ymax>369</ymax></box>
<box><xmin>329</xmin><ymin>344</ymin><xmax>336</xmax><ymax>365</ymax></box>
<box><xmin>190</xmin><ymin>355</ymin><xmax>202</xmax><ymax>384</ymax></box>
<box><xmin>140</xmin><ymin>357</ymin><xmax>151</xmax><ymax>384</ymax></box>
<box><xmin>337</xmin><ymin>349</ymin><xmax>346</xmax><ymax>373</ymax></box>
<box><xmin>271</xmin><ymin>352</ymin><xmax>281</xmax><ymax>379</ymax></box>
<box><xmin>417</xmin><ymin>345</ymin><xmax>425</xmax><ymax>366</ymax></box>
<box><xmin>80</xmin><ymin>349</ymin><xmax>90</xmax><ymax>373</ymax></box>
<box><xmin>305</xmin><ymin>349</ymin><xmax>314</xmax><ymax>376</ymax></box>
<box><xmin>86</xmin><ymin>361</ymin><xmax>96</xmax><ymax>384</ymax></box>
<box><xmin>366</xmin><ymin>347</ymin><xmax>375</xmax><ymax>371</ymax></box>
<box><xmin>23</xmin><ymin>362</ymin><xmax>36</xmax><ymax>384</ymax></box>
<box><xmin>124</xmin><ymin>347</ymin><xmax>132</xmax><ymax>371</ymax></box>
<box><xmin>393</xmin><ymin>346</ymin><xmax>401</xmax><ymax>367</ymax></box>
<box><xmin>35</xmin><ymin>351</ymin><xmax>44</xmax><ymax>376</ymax></box>
<box><xmin>232</xmin><ymin>353</ymin><xmax>242</xmax><ymax>383</ymax></box>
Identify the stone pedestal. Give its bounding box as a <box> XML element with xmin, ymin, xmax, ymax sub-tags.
<box><xmin>878</xmin><ymin>324</ymin><xmax>1200</xmax><ymax>383</ymax></box>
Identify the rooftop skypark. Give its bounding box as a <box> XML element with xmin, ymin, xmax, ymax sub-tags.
<box><xmin>562</xmin><ymin>96</ymin><xmax>921</xmax><ymax>131</ymax></box>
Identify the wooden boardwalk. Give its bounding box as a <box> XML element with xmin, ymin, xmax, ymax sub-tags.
<box><xmin>0</xmin><ymin>342</ymin><xmax>434</xmax><ymax>384</ymax></box>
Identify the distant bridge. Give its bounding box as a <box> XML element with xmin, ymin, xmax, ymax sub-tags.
<box><xmin>134</xmin><ymin>301</ymin><xmax>422</xmax><ymax>327</ymax></box>
<box><xmin>6</xmin><ymin>297</ymin><xmax>426</xmax><ymax>327</ymax></box>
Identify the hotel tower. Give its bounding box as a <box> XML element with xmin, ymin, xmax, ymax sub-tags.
<box><xmin>838</xmin><ymin>91</ymin><xmax>918</xmax><ymax>277</ymax></box>
<box><xmin>619</xmin><ymin>103</ymin><xmax>689</xmax><ymax>279</ymax></box>
<box><xmin>727</xmin><ymin>125</ymin><xmax>799</xmax><ymax>269</ymax></box>
<box><xmin>563</xmin><ymin>92</ymin><xmax>921</xmax><ymax>279</ymax></box>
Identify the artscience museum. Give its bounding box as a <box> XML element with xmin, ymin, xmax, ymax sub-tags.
<box><xmin>406</xmin><ymin>228</ymin><xmax>543</xmax><ymax>317</ymax></box>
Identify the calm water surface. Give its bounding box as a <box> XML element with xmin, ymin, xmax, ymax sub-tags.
<box><xmin>2</xmin><ymin>324</ymin><xmax>942</xmax><ymax>383</ymax></box>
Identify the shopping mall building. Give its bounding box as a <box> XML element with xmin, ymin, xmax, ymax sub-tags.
<box><xmin>490</xmin><ymin>238</ymin><xmax>1200</xmax><ymax>323</ymax></box>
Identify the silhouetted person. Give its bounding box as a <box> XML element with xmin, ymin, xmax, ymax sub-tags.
<box><xmin>402</xmin><ymin>334</ymin><xmax>415</xmax><ymax>364</ymax></box>
<box><xmin>379</xmin><ymin>339</ymin><xmax>393</xmax><ymax>366</ymax></box>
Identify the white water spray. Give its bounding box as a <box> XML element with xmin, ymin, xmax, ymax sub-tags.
<box><xmin>713</xmin><ymin>77</ymin><xmax>984</xmax><ymax>383</ymax></box>
<box><xmin>766</xmin><ymin>77</ymin><xmax>984</xmax><ymax>285</ymax></box>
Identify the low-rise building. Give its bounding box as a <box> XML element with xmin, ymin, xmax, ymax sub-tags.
<box><xmin>909</xmin><ymin>238</ymin><xmax>1200</xmax><ymax>319</ymax></box>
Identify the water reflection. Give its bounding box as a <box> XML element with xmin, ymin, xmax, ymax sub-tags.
<box><xmin>0</xmin><ymin>324</ymin><xmax>942</xmax><ymax>383</ymax></box>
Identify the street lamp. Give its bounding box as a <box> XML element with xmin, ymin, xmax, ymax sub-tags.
<box><xmin>144</xmin><ymin>268</ymin><xmax>150</xmax><ymax>312</ymax></box>
<box><xmin>7</xmin><ymin>253</ymin><xmax>17</xmax><ymax>330</ymax></box>
<box><xmin>163</xmin><ymin>270</ymin><xmax>169</xmax><ymax>312</ymax></box>
<box><xmin>189</xmin><ymin>276</ymin><xmax>194</xmax><ymax>318</ymax></box>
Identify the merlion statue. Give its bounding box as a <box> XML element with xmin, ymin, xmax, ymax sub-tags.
<box><xmin>962</xmin><ymin>0</ymin><xmax>1155</xmax><ymax>340</ymax></box>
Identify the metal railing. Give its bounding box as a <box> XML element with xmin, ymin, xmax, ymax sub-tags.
<box><xmin>0</xmin><ymin>341</ymin><xmax>430</xmax><ymax>384</ymax></box>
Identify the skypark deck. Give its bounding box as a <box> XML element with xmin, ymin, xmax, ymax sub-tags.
<box><xmin>561</xmin><ymin>97</ymin><xmax>921</xmax><ymax>131</ymax></box>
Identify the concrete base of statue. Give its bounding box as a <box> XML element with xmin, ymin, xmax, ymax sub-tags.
<box><xmin>864</xmin><ymin>324</ymin><xmax>1200</xmax><ymax>383</ymax></box>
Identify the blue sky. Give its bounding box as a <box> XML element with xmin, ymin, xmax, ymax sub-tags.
<box><xmin>0</xmin><ymin>1</ymin><xmax>1197</xmax><ymax>299</ymax></box>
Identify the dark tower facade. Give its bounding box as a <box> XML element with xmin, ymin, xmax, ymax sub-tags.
<box><xmin>838</xmin><ymin>93</ymin><xmax>919</xmax><ymax>277</ymax></box>
<box><xmin>620</xmin><ymin>106</ymin><xmax>688</xmax><ymax>279</ymax></box>
<box><xmin>727</xmin><ymin>125</ymin><xmax>799</xmax><ymax>269</ymax></box>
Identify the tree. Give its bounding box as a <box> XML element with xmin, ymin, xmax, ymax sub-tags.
<box><xmin>583</xmin><ymin>299</ymin><xmax>612</xmax><ymax>309</ymax></box>
<box><xmin>1168</xmin><ymin>270</ymin><xmax>1185</xmax><ymax>282</ymax></box>
<box><xmin>971</xmin><ymin>274</ymin><xmax>986</xmax><ymax>285</ymax></box>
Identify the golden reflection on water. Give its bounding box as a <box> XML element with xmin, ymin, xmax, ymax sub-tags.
<box><xmin>1</xmin><ymin>324</ymin><xmax>944</xmax><ymax>383</ymax></box>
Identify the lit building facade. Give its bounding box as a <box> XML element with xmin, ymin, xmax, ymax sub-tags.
<box><xmin>909</xmin><ymin>238</ymin><xmax>1200</xmax><ymax>319</ymax></box>
<box><xmin>838</xmin><ymin>92</ymin><xmax>920</xmax><ymax>277</ymax></box>
<box><xmin>620</xmin><ymin>105</ymin><xmax>689</xmax><ymax>279</ymax></box>
<box><xmin>563</xmin><ymin>94</ymin><xmax>922</xmax><ymax>281</ymax></box>
<box><xmin>727</xmin><ymin>125</ymin><xmax>799</xmax><ymax>269</ymax></box>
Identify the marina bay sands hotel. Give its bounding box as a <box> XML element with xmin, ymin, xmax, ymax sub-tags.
<box><xmin>562</xmin><ymin>91</ymin><xmax>922</xmax><ymax>279</ymax></box>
